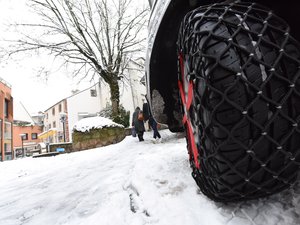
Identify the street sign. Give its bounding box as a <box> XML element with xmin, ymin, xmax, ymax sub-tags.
<box><xmin>56</xmin><ymin>148</ymin><xmax>65</xmax><ymax>153</ymax></box>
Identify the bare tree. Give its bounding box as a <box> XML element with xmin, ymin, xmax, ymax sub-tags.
<box><xmin>7</xmin><ymin>0</ymin><xmax>148</xmax><ymax>116</ymax></box>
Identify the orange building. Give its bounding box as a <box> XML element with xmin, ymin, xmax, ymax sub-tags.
<box><xmin>0</xmin><ymin>79</ymin><xmax>13</xmax><ymax>161</ymax></box>
<box><xmin>13</xmin><ymin>125</ymin><xmax>43</xmax><ymax>157</ymax></box>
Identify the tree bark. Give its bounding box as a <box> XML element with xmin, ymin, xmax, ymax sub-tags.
<box><xmin>109</xmin><ymin>79</ymin><xmax>120</xmax><ymax>116</ymax></box>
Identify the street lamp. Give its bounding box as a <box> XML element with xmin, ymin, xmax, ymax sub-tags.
<box><xmin>59</xmin><ymin>112</ymin><xmax>67</xmax><ymax>143</ymax></box>
<box><xmin>19</xmin><ymin>133</ymin><xmax>26</xmax><ymax>157</ymax></box>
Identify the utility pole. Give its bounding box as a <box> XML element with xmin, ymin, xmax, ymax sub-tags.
<box><xmin>59</xmin><ymin>112</ymin><xmax>67</xmax><ymax>143</ymax></box>
<box><xmin>19</xmin><ymin>134</ymin><xmax>26</xmax><ymax>157</ymax></box>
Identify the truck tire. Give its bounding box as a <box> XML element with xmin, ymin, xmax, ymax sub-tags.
<box><xmin>177</xmin><ymin>2</ymin><xmax>300</xmax><ymax>202</ymax></box>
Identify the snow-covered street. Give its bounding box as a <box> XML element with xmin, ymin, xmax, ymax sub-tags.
<box><xmin>0</xmin><ymin>130</ymin><xmax>299</xmax><ymax>225</ymax></box>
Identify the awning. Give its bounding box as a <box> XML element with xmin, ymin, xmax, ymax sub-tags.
<box><xmin>38</xmin><ymin>129</ymin><xmax>57</xmax><ymax>139</ymax></box>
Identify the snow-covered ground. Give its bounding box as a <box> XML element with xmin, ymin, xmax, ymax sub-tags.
<box><xmin>0</xmin><ymin>130</ymin><xmax>299</xmax><ymax>225</ymax></box>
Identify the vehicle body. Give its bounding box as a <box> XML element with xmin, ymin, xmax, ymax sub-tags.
<box><xmin>146</xmin><ymin>0</ymin><xmax>300</xmax><ymax>131</ymax></box>
<box><xmin>146</xmin><ymin>0</ymin><xmax>300</xmax><ymax>201</ymax></box>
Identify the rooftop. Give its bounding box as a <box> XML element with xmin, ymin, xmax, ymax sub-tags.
<box><xmin>0</xmin><ymin>77</ymin><xmax>12</xmax><ymax>88</ymax></box>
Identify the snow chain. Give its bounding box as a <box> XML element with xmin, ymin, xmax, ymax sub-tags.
<box><xmin>178</xmin><ymin>1</ymin><xmax>300</xmax><ymax>201</ymax></box>
<box><xmin>178</xmin><ymin>53</ymin><xmax>200</xmax><ymax>169</ymax></box>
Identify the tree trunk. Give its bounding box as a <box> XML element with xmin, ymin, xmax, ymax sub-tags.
<box><xmin>109</xmin><ymin>79</ymin><xmax>120</xmax><ymax>117</ymax></box>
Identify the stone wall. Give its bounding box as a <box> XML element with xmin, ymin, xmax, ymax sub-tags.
<box><xmin>49</xmin><ymin>143</ymin><xmax>73</xmax><ymax>153</ymax></box>
<box><xmin>72</xmin><ymin>127</ymin><xmax>125</xmax><ymax>151</ymax></box>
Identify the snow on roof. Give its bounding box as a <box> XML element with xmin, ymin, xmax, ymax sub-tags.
<box><xmin>73</xmin><ymin>116</ymin><xmax>123</xmax><ymax>132</ymax></box>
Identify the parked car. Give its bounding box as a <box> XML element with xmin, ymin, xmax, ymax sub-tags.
<box><xmin>146</xmin><ymin>0</ymin><xmax>300</xmax><ymax>202</ymax></box>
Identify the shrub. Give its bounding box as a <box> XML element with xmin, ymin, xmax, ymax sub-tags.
<box><xmin>99</xmin><ymin>105</ymin><xmax>130</xmax><ymax>128</ymax></box>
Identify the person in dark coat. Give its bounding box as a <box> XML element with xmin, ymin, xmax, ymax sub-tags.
<box><xmin>148</xmin><ymin>115</ymin><xmax>161</xmax><ymax>140</ymax></box>
<box><xmin>132</xmin><ymin>107</ymin><xmax>145</xmax><ymax>141</ymax></box>
<box><xmin>142</xmin><ymin>101</ymin><xmax>161</xmax><ymax>141</ymax></box>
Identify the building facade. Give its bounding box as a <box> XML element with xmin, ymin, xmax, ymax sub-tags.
<box><xmin>13</xmin><ymin>125</ymin><xmax>43</xmax><ymax>157</ymax></box>
<box><xmin>66</xmin><ymin>82</ymin><xmax>108</xmax><ymax>142</ymax></box>
<box><xmin>121</xmin><ymin>58</ymin><xmax>147</xmax><ymax>124</ymax></box>
<box><xmin>0</xmin><ymin>79</ymin><xmax>13</xmax><ymax>161</ymax></box>
<box><xmin>39</xmin><ymin>99</ymin><xmax>69</xmax><ymax>144</ymax></box>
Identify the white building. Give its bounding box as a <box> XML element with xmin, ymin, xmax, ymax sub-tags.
<box><xmin>120</xmin><ymin>58</ymin><xmax>147</xmax><ymax>115</ymax></box>
<box><xmin>40</xmin><ymin>99</ymin><xmax>68</xmax><ymax>144</ymax></box>
<box><xmin>66</xmin><ymin>82</ymin><xmax>109</xmax><ymax>141</ymax></box>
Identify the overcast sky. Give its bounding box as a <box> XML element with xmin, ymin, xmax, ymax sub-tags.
<box><xmin>0</xmin><ymin>0</ymin><xmax>148</xmax><ymax>114</ymax></box>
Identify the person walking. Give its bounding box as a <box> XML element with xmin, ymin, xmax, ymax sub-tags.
<box><xmin>142</xmin><ymin>101</ymin><xmax>161</xmax><ymax>141</ymax></box>
<box><xmin>132</xmin><ymin>107</ymin><xmax>145</xmax><ymax>142</ymax></box>
<box><xmin>148</xmin><ymin>115</ymin><xmax>161</xmax><ymax>141</ymax></box>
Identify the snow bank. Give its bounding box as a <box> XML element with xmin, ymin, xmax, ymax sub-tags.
<box><xmin>0</xmin><ymin>130</ymin><xmax>299</xmax><ymax>225</ymax></box>
<box><xmin>73</xmin><ymin>116</ymin><xmax>124</xmax><ymax>132</ymax></box>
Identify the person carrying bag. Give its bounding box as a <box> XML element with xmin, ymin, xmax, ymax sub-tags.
<box><xmin>131</xmin><ymin>107</ymin><xmax>145</xmax><ymax>141</ymax></box>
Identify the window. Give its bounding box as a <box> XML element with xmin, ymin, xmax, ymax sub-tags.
<box><xmin>45</xmin><ymin>113</ymin><xmax>48</xmax><ymax>119</ymax></box>
<box><xmin>59</xmin><ymin>104</ymin><xmax>62</xmax><ymax>112</ymax></box>
<box><xmin>4</xmin><ymin>99</ymin><xmax>9</xmax><ymax>118</ymax></box>
<box><xmin>52</xmin><ymin>108</ymin><xmax>55</xmax><ymax>115</ymax></box>
<box><xmin>53</xmin><ymin>121</ymin><xmax>56</xmax><ymax>128</ymax></box>
<box><xmin>21</xmin><ymin>133</ymin><xmax>28</xmax><ymax>140</ymax></box>
<box><xmin>4</xmin><ymin>143</ymin><xmax>12</xmax><ymax>160</ymax></box>
<box><xmin>31</xmin><ymin>133</ymin><xmax>38</xmax><ymax>140</ymax></box>
<box><xmin>4</xmin><ymin>122</ymin><xmax>12</xmax><ymax>140</ymax></box>
<box><xmin>48</xmin><ymin>124</ymin><xmax>51</xmax><ymax>129</ymax></box>
<box><xmin>90</xmin><ymin>89</ymin><xmax>97</xmax><ymax>97</ymax></box>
